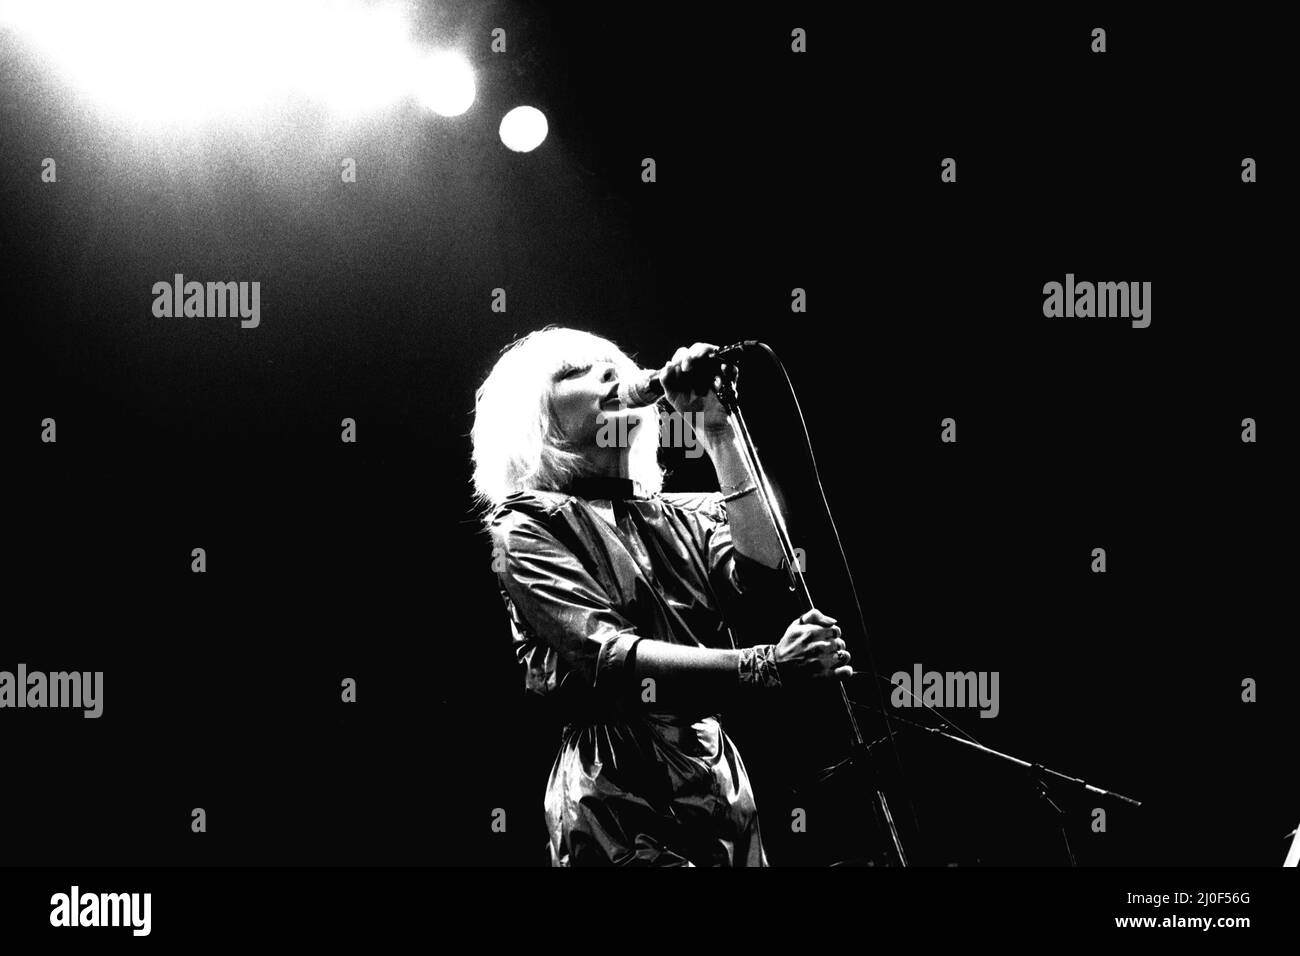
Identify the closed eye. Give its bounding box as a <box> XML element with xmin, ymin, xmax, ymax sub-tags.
<box><xmin>557</xmin><ymin>363</ymin><xmax>591</xmax><ymax>380</ymax></box>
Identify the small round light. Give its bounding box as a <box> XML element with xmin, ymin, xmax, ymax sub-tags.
<box><xmin>499</xmin><ymin>105</ymin><xmax>548</xmax><ymax>152</ymax></box>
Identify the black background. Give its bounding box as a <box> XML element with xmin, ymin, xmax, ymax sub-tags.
<box><xmin>2</xmin><ymin>3</ymin><xmax>1292</xmax><ymax>868</ymax></box>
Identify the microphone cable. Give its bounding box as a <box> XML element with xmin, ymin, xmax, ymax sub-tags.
<box><xmin>734</xmin><ymin>340</ymin><xmax>930</xmax><ymax>843</ymax></box>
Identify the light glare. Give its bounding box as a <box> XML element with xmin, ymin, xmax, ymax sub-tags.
<box><xmin>0</xmin><ymin>0</ymin><xmax>473</xmax><ymax>128</ymax></box>
<box><xmin>416</xmin><ymin>51</ymin><xmax>476</xmax><ymax>117</ymax></box>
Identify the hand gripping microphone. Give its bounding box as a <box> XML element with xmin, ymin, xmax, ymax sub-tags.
<box><xmin>616</xmin><ymin>341</ymin><xmax>757</xmax><ymax>408</ymax></box>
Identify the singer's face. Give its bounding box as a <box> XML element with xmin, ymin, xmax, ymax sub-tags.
<box><xmin>550</xmin><ymin>358</ymin><xmax>636</xmax><ymax>448</ymax></box>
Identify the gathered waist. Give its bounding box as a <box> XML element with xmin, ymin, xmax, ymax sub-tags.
<box><xmin>555</xmin><ymin>711</ymin><xmax>731</xmax><ymax>775</ymax></box>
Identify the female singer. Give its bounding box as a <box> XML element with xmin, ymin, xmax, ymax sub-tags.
<box><xmin>472</xmin><ymin>326</ymin><xmax>851</xmax><ymax>866</ymax></box>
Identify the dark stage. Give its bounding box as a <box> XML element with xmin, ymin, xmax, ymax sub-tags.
<box><xmin>2</xmin><ymin>0</ymin><xmax>1291</xmax><ymax>895</ymax></box>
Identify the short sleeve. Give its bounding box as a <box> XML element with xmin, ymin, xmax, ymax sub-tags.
<box><xmin>491</xmin><ymin>504</ymin><xmax>644</xmax><ymax>701</ymax></box>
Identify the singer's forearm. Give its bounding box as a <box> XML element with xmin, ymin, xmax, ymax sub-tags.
<box><xmin>699</xmin><ymin>424</ymin><xmax>785</xmax><ymax>569</ymax></box>
<box><xmin>633</xmin><ymin>640</ymin><xmax>740</xmax><ymax>682</ymax></box>
<box><xmin>630</xmin><ymin>639</ymin><xmax>742</xmax><ymax>708</ymax></box>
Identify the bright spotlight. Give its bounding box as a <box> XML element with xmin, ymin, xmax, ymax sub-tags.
<box><xmin>0</xmin><ymin>0</ymin><xmax>463</xmax><ymax>128</ymax></box>
<box><xmin>293</xmin><ymin>1</ymin><xmax>422</xmax><ymax>118</ymax></box>
<box><xmin>416</xmin><ymin>51</ymin><xmax>476</xmax><ymax>117</ymax></box>
<box><xmin>0</xmin><ymin>0</ymin><xmax>287</xmax><ymax>127</ymax></box>
<box><xmin>499</xmin><ymin>106</ymin><xmax>548</xmax><ymax>152</ymax></box>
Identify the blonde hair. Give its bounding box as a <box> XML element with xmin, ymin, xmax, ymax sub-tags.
<box><xmin>471</xmin><ymin>326</ymin><xmax>664</xmax><ymax>519</ymax></box>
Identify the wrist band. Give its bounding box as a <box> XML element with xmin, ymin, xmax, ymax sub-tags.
<box><xmin>722</xmin><ymin>484</ymin><xmax>758</xmax><ymax>503</ymax></box>
<box><xmin>737</xmin><ymin>644</ymin><xmax>782</xmax><ymax>690</ymax></box>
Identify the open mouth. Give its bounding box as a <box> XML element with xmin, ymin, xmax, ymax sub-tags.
<box><xmin>601</xmin><ymin>385</ymin><xmax>621</xmax><ymax>407</ymax></box>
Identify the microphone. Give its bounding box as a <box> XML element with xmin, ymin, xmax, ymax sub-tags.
<box><xmin>616</xmin><ymin>341</ymin><xmax>756</xmax><ymax>408</ymax></box>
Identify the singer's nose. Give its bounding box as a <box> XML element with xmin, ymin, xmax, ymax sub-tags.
<box><xmin>600</xmin><ymin>364</ymin><xmax>616</xmax><ymax>383</ymax></box>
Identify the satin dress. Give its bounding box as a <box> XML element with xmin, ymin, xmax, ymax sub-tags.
<box><xmin>490</xmin><ymin>474</ymin><xmax>791</xmax><ymax>866</ymax></box>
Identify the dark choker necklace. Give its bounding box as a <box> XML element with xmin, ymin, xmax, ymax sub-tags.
<box><xmin>569</xmin><ymin>476</ymin><xmax>643</xmax><ymax>500</ymax></box>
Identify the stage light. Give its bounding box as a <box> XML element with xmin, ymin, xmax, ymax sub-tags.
<box><xmin>416</xmin><ymin>50</ymin><xmax>476</xmax><ymax>117</ymax></box>
<box><xmin>292</xmin><ymin>1</ymin><xmax>423</xmax><ymax>118</ymax></box>
<box><xmin>0</xmin><ymin>0</ymin><xmax>472</xmax><ymax>128</ymax></box>
<box><xmin>499</xmin><ymin>106</ymin><xmax>548</xmax><ymax>152</ymax></box>
<box><xmin>0</xmin><ymin>0</ymin><xmax>276</xmax><ymax>127</ymax></box>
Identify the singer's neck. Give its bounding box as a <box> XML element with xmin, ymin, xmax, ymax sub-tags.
<box><xmin>581</xmin><ymin>444</ymin><xmax>631</xmax><ymax>481</ymax></box>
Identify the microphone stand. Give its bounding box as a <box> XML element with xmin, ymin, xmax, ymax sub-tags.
<box><xmin>711</xmin><ymin>357</ymin><xmax>911</xmax><ymax>867</ymax></box>
<box><xmin>849</xmin><ymin>691</ymin><xmax>1142</xmax><ymax>866</ymax></box>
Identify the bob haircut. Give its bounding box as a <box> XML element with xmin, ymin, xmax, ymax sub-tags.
<box><xmin>471</xmin><ymin>326</ymin><xmax>664</xmax><ymax>519</ymax></box>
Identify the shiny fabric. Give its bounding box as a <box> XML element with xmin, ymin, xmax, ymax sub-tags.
<box><xmin>490</xmin><ymin>475</ymin><xmax>792</xmax><ymax>866</ymax></box>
